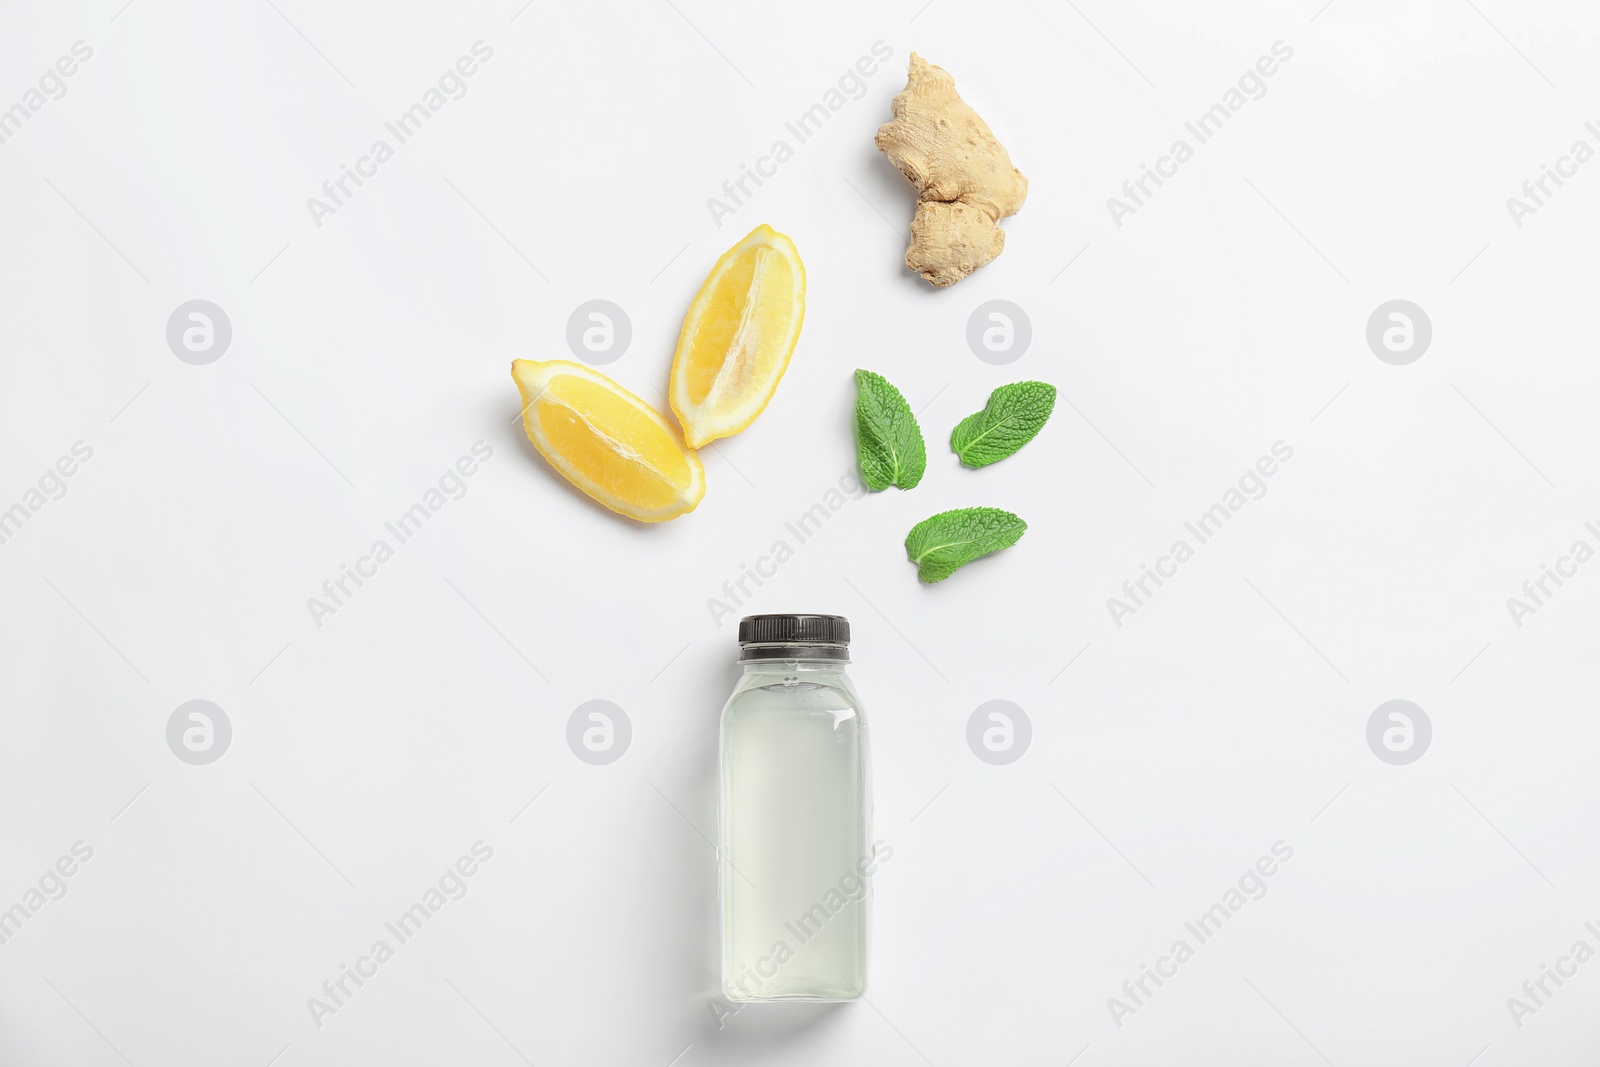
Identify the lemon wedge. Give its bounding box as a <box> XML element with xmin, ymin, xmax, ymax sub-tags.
<box><xmin>512</xmin><ymin>359</ymin><xmax>705</xmax><ymax>522</ymax></box>
<box><xmin>669</xmin><ymin>224</ymin><xmax>806</xmax><ymax>449</ymax></box>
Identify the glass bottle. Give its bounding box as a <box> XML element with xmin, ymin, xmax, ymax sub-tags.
<box><xmin>719</xmin><ymin>614</ymin><xmax>876</xmax><ymax>1001</ymax></box>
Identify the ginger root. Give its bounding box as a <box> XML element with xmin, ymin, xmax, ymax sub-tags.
<box><xmin>874</xmin><ymin>53</ymin><xmax>1027</xmax><ymax>288</ymax></box>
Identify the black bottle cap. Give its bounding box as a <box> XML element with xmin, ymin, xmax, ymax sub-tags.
<box><xmin>737</xmin><ymin>614</ymin><xmax>850</xmax><ymax>653</ymax></box>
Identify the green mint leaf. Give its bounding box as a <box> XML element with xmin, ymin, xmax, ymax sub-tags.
<box><xmin>905</xmin><ymin>507</ymin><xmax>1026</xmax><ymax>583</ymax></box>
<box><xmin>854</xmin><ymin>369</ymin><xmax>926</xmax><ymax>490</ymax></box>
<box><xmin>950</xmin><ymin>381</ymin><xmax>1057</xmax><ymax>468</ymax></box>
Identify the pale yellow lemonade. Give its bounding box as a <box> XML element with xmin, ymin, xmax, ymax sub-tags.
<box><xmin>719</xmin><ymin>616</ymin><xmax>874</xmax><ymax>1001</ymax></box>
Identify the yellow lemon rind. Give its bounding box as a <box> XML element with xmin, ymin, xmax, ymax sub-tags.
<box><xmin>512</xmin><ymin>359</ymin><xmax>706</xmax><ymax>523</ymax></box>
<box><xmin>668</xmin><ymin>224</ymin><xmax>806</xmax><ymax>450</ymax></box>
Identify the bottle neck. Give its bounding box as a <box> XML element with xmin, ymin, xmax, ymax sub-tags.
<box><xmin>739</xmin><ymin>644</ymin><xmax>850</xmax><ymax>668</ymax></box>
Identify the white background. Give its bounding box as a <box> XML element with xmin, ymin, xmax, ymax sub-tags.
<box><xmin>2</xmin><ymin>0</ymin><xmax>1599</xmax><ymax>1063</ymax></box>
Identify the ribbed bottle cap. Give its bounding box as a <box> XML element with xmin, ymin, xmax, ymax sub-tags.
<box><xmin>738</xmin><ymin>614</ymin><xmax>850</xmax><ymax>647</ymax></box>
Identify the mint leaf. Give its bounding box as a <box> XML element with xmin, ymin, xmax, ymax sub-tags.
<box><xmin>905</xmin><ymin>507</ymin><xmax>1026</xmax><ymax>583</ymax></box>
<box><xmin>950</xmin><ymin>381</ymin><xmax>1057</xmax><ymax>468</ymax></box>
<box><xmin>854</xmin><ymin>369</ymin><xmax>926</xmax><ymax>490</ymax></box>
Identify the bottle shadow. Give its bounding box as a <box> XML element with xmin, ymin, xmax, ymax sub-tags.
<box><xmin>694</xmin><ymin>998</ymin><xmax>854</xmax><ymax>1051</ymax></box>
